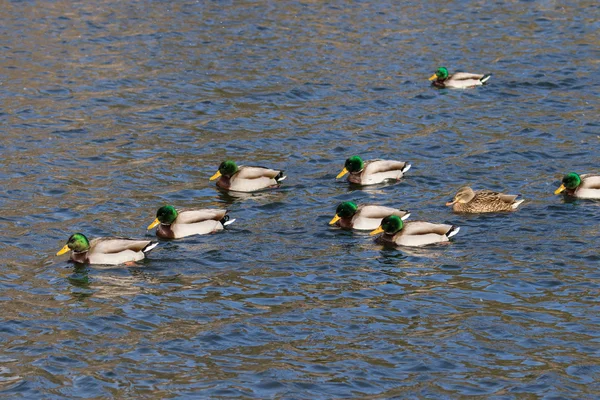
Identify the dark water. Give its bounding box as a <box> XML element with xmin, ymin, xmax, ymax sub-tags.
<box><xmin>1</xmin><ymin>0</ymin><xmax>599</xmax><ymax>397</ymax></box>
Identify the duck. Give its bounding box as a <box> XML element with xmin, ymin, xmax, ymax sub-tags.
<box><xmin>336</xmin><ymin>156</ymin><xmax>411</xmax><ymax>185</ymax></box>
<box><xmin>329</xmin><ymin>201</ymin><xmax>410</xmax><ymax>230</ymax></box>
<box><xmin>429</xmin><ymin>67</ymin><xmax>491</xmax><ymax>89</ymax></box>
<box><xmin>56</xmin><ymin>233</ymin><xmax>158</xmax><ymax>265</ymax></box>
<box><xmin>147</xmin><ymin>205</ymin><xmax>235</xmax><ymax>239</ymax></box>
<box><xmin>370</xmin><ymin>215</ymin><xmax>460</xmax><ymax>247</ymax></box>
<box><xmin>554</xmin><ymin>172</ymin><xmax>600</xmax><ymax>199</ymax></box>
<box><xmin>446</xmin><ymin>186</ymin><xmax>524</xmax><ymax>213</ymax></box>
<box><xmin>209</xmin><ymin>160</ymin><xmax>286</xmax><ymax>192</ymax></box>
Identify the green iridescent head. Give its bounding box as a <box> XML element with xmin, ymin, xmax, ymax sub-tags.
<box><xmin>156</xmin><ymin>205</ymin><xmax>178</xmax><ymax>224</ymax></box>
<box><xmin>336</xmin><ymin>201</ymin><xmax>358</xmax><ymax>218</ymax></box>
<box><xmin>64</xmin><ymin>233</ymin><xmax>90</xmax><ymax>253</ymax></box>
<box><xmin>219</xmin><ymin>160</ymin><xmax>238</xmax><ymax>176</ymax></box>
<box><xmin>344</xmin><ymin>156</ymin><xmax>365</xmax><ymax>173</ymax></box>
<box><xmin>435</xmin><ymin>67</ymin><xmax>449</xmax><ymax>80</ymax></box>
<box><xmin>380</xmin><ymin>215</ymin><xmax>404</xmax><ymax>234</ymax></box>
<box><xmin>562</xmin><ymin>172</ymin><xmax>581</xmax><ymax>189</ymax></box>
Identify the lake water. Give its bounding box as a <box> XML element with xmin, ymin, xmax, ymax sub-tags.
<box><xmin>1</xmin><ymin>0</ymin><xmax>599</xmax><ymax>398</ymax></box>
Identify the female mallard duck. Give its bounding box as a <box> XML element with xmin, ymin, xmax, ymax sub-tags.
<box><xmin>209</xmin><ymin>160</ymin><xmax>286</xmax><ymax>192</ymax></box>
<box><xmin>56</xmin><ymin>233</ymin><xmax>158</xmax><ymax>265</ymax></box>
<box><xmin>370</xmin><ymin>215</ymin><xmax>460</xmax><ymax>247</ymax></box>
<box><xmin>429</xmin><ymin>67</ymin><xmax>491</xmax><ymax>89</ymax></box>
<box><xmin>336</xmin><ymin>156</ymin><xmax>411</xmax><ymax>185</ymax></box>
<box><xmin>554</xmin><ymin>172</ymin><xmax>600</xmax><ymax>199</ymax></box>
<box><xmin>446</xmin><ymin>186</ymin><xmax>524</xmax><ymax>213</ymax></box>
<box><xmin>329</xmin><ymin>201</ymin><xmax>410</xmax><ymax>230</ymax></box>
<box><xmin>147</xmin><ymin>205</ymin><xmax>235</xmax><ymax>239</ymax></box>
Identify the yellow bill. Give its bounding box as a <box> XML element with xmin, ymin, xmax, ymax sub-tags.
<box><xmin>554</xmin><ymin>184</ymin><xmax>566</xmax><ymax>195</ymax></box>
<box><xmin>209</xmin><ymin>171</ymin><xmax>221</xmax><ymax>181</ymax></box>
<box><xmin>370</xmin><ymin>226</ymin><xmax>384</xmax><ymax>236</ymax></box>
<box><xmin>428</xmin><ymin>73</ymin><xmax>438</xmax><ymax>81</ymax></box>
<box><xmin>56</xmin><ymin>244</ymin><xmax>70</xmax><ymax>256</ymax></box>
<box><xmin>329</xmin><ymin>214</ymin><xmax>341</xmax><ymax>225</ymax></box>
<box><xmin>147</xmin><ymin>218</ymin><xmax>160</xmax><ymax>230</ymax></box>
<box><xmin>336</xmin><ymin>167</ymin><xmax>349</xmax><ymax>179</ymax></box>
<box><xmin>445</xmin><ymin>200</ymin><xmax>455</xmax><ymax>206</ymax></box>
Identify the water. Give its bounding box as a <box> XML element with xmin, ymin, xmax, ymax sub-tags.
<box><xmin>1</xmin><ymin>0</ymin><xmax>599</xmax><ymax>397</ymax></box>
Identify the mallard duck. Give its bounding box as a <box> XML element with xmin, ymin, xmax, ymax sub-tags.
<box><xmin>56</xmin><ymin>233</ymin><xmax>158</xmax><ymax>265</ymax></box>
<box><xmin>429</xmin><ymin>67</ymin><xmax>491</xmax><ymax>89</ymax></box>
<box><xmin>329</xmin><ymin>201</ymin><xmax>410</xmax><ymax>230</ymax></box>
<box><xmin>554</xmin><ymin>172</ymin><xmax>600</xmax><ymax>199</ymax></box>
<box><xmin>336</xmin><ymin>156</ymin><xmax>411</xmax><ymax>185</ymax></box>
<box><xmin>147</xmin><ymin>205</ymin><xmax>235</xmax><ymax>239</ymax></box>
<box><xmin>209</xmin><ymin>160</ymin><xmax>286</xmax><ymax>192</ymax></box>
<box><xmin>370</xmin><ymin>215</ymin><xmax>460</xmax><ymax>247</ymax></box>
<box><xmin>446</xmin><ymin>186</ymin><xmax>524</xmax><ymax>213</ymax></box>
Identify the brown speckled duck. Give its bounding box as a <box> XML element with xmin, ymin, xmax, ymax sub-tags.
<box><xmin>446</xmin><ymin>186</ymin><xmax>524</xmax><ymax>213</ymax></box>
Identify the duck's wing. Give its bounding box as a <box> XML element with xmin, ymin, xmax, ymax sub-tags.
<box><xmin>358</xmin><ymin>205</ymin><xmax>409</xmax><ymax>219</ymax></box>
<box><xmin>450</xmin><ymin>72</ymin><xmax>485</xmax><ymax>80</ymax></box>
<box><xmin>90</xmin><ymin>237</ymin><xmax>156</xmax><ymax>254</ymax></box>
<box><xmin>364</xmin><ymin>160</ymin><xmax>410</xmax><ymax>174</ymax></box>
<box><xmin>237</xmin><ymin>166</ymin><xmax>281</xmax><ymax>179</ymax></box>
<box><xmin>402</xmin><ymin>221</ymin><xmax>454</xmax><ymax>236</ymax></box>
<box><xmin>176</xmin><ymin>209</ymin><xmax>228</xmax><ymax>224</ymax></box>
<box><xmin>580</xmin><ymin>174</ymin><xmax>600</xmax><ymax>189</ymax></box>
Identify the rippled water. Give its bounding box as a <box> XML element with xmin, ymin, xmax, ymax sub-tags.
<box><xmin>1</xmin><ymin>0</ymin><xmax>599</xmax><ymax>397</ymax></box>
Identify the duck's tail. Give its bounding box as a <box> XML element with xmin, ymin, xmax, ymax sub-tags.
<box><xmin>402</xmin><ymin>163</ymin><xmax>412</xmax><ymax>173</ymax></box>
<box><xmin>221</xmin><ymin>214</ymin><xmax>236</xmax><ymax>227</ymax></box>
<box><xmin>480</xmin><ymin>74</ymin><xmax>492</xmax><ymax>84</ymax></box>
<box><xmin>143</xmin><ymin>241</ymin><xmax>159</xmax><ymax>253</ymax></box>
<box><xmin>275</xmin><ymin>171</ymin><xmax>287</xmax><ymax>183</ymax></box>
<box><xmin>400</xmin><ymin>211</ymin><xmax>411</xmax><ymax>221</ymax></box>
<box><xmin>447</xmin><ymin>226</ymin><xmax>461</xmax><ymax>238</ymax></box>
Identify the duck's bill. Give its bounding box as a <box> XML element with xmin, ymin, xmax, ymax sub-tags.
<box><xmin>336</xmin><ymin>168</ymin><xmax>349</xmax><ymax>179</ymax></box>
<box><xmin>428</xmin><ymin>74</ymin><xmax>438</xmax><ymax>81</ymax></box>
<box><xmin>554</xmin><ymin>184</ymin><xmax>566</xmax><ymax>195</ymax></box>
<box><xmin>56</xmin><ymin>245</ymin><xmax>70</xmax><ymax>256</ymax></box>
<box><xmin>370</xmin><ymin>226</ymin><xmax>384</xmax><ymax>236</ymax></box>
<box><xmin>147</xmin><ymin>218</ymin><xmax>160</xmax><ymax>230</ymax></box>
<box><xmin>209</xmin><ymin>171</ymin><xmax>221</xmax><ymax>181</ymax></box>
<box><xmin>329</xmin><ymin>214</ymin><xmax>341</xmax><ymax>225</ymax></box>
<box><xmin>445</xmin><ymin>200</ymin><xmax>455</xmax><ymax>206</ymax></box>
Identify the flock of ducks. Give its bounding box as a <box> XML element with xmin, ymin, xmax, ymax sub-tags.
<box><xmin>56</xmin><ymin>68</ymin><xmax>600</xmax><ymax>266</ymax></box>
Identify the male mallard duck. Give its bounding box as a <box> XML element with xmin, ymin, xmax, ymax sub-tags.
<box><xmin>336</xmin><ymin>156</ymin><xmax>411</xmax><ymax>185</ymax></box>
<box><xmin>209</xmin><ymin>160</ymin><xmax>286</xmax><ymax>192</ymax></box>
<box><xmin>446</xmin><ymin>186</ymin><xmax>524</xmax><ymax>213</ymax></box>
<box><xmin>147</xmin><ymin>205</ymin><xmax>235</xmax><ymax>239</ymax></box>
<box><xmin>429</xmin><ymin>67</ymin><xmax>491</xmax><ymax>89</ymax></box>
<box><xmin>329</xmin><ymin>201</ymin><xmax>410</xmax><ymax>230</ymax></box>
<box><xmin>56</xmin><ymin>233</ymin><xmax>158</xmax><ymax>265</ymax></box>
<box><xmin>370</xmin><ymin>215</ymin><xmax>459</xmax><ymax>247</ymax></box>
<box><xmin>554</xmin><ymin>172</ymin><xmax>600</xmax><ymax>199</ymax></box>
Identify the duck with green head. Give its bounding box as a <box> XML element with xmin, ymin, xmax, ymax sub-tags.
<box><xmin>147</xmin><ymin>205</ymin><xmax>235</xmax><ymax>239</ymax></box>
<box><xmin>329</xmin><ymin>201</ymin><xmax>410</xmax><ymax>230</ymax></box>
<box><xmin>446</xmin><ymin>186</ymin><xmax>524</xmax><ymax>213</ymax></box>
<box><xmin>554</xmin><ymin>172</ymin><xmax>600</xmax><ymax>199</ymax></box>
<box><xmin>209</xmin><ymin>160</ymin><xmax>286</xmax><ymax>192</ymax></box>
<box><xmin>370</xmin><ymin>215</ymin><xmax>460</xmax><ymax>247</ymax></box>
<box><xmin>56</xmin><ymin>233</ymin><xmax>158</xmax><ymax>265</ymax></box>
<box><xmin>336</xmin><ymin>156</ymin><xmax>411</xmax><ymax>185</ymax></box>
<box><xmin>429</xmin><ymin>67</ymin><xmax>491</xmax><ymax>89</ymax></box>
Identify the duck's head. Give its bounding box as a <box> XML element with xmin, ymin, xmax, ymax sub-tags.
<box><xmin>370</xmin><ymin>215</ymin><xmax>404</xmax><ymax>236</ymax></box>
<box><xmin>554</xmin><ymin>172</ymin><xmax>581</xmax><ymax>194</ymax></box>
<box><xmin>446</xmin><ymin>186</ymin><xmax>475</xmax><ymax>206</ymax></box>
<box><xmin>57</xmin><ymin>233</ymin><xmax>90</xmax><ymax>255</ymax></box>
<box><xmin>329</xmin><ymin>201</ymin><xmax>358</xmax><ymax>225</ymax></box>
<box><xmin>148</xmin><ymin>205</ymin><xmax>178</xmax><ymax>229</ymax></box>
<box><xmin>210</xmin><ymin>160</ymin><xmax>238</xmax><ymax>180</ymax></box>
<box><xmin>429</xmin><ymin>67</ymin><xmax>449</xmax><ymax>81</ymax></box>
<box><xmin>336</xmin><ymin>156</ymin><xmax>364</xmax><ymax>179</ymax></box>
